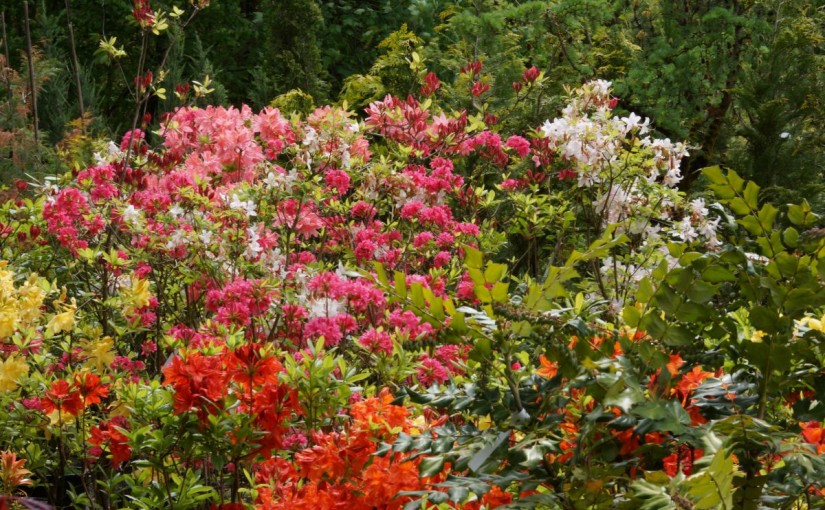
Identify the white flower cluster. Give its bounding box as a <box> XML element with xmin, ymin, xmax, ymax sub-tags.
<box><xmin>542</xmin><ymin>80</ymin><xmax>718</xmax><ymax>250</ymax></box>
<box><xmin>540</xmin><ymin>81</ymin><xmax>722</xmax><ymax>306</ymax></box>
<box><xmin>541</xmin><ymin>80</ymin><xmax>686</xmax><ymax>189</ymax></box>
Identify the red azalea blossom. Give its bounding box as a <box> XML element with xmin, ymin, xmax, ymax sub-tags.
<box><xmin>663</xmin><ymin>445</ymin><xmax>704</xmax><ymax>477</ymax></box>
<box><xmin>162</xmin><ymin>352</ymin><xmax>228</xmax><ymax>417</ymax></box>
<box><xmin>41</xmin><ymin>379</ymin><xmax>83</xmax><ymax>416</ymax></box>
<box><xmin>88</xmin><ymin>418</ymin><xmax>131</xmax><ymax>468</ymax></box>
<box><xmin>73</xmin><ymin>372</ymin><xmax>109</xmax><ymax>407</ymax></box>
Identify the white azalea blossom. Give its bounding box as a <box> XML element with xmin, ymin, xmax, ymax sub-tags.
<box><xmin>229</xmin><ymin>194</ymin><xmax>257</xmax><ymax>217</ymax></box>
<box><xmin>122</xmin><ymin>204</ymin><xmax>142</xmax><ymax>225</ymax></box>
<box><xmin>536</xmin><ymin>80</ymin><xmax>722</xmax><ymax>304</ymax></box>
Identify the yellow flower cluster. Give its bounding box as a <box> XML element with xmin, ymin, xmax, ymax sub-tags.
<box><xmin>0</xmin><ymin>262</ymin><xmax>49</xmax><ymax>392</ymax></box>
<box><xmin>0</xmin><ymin>262</ymin><xmax>47</xmax><ymax>339</ymax></box>
<box><xmin>0</xmin><ymin>355</ymin><xmax>28</xmax><ymax>392</ymax></box>
<box><xmin>120</xmin><ymin>277</ymin><xmax>152</xmax><ymax>317</ymax></box>
<box><xmin>795</xmin><ymin>314</ymin><xmax>825</xmax><ymax>335</ymax></box>
<box><xmin>46</xmin><ymin>296</ymin><xmax>77</xmax><ymax>335</ymax></box>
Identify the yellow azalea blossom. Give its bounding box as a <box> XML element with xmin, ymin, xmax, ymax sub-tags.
<box><xmin>477</xmin><ymin>414</ymin><xmax>493</xmax><ymax>431</ymax></box>
<box><xmin>0</xmin><ymin>297</ymin><xmax>19</xmax><ymax>339</ymax></box>
<box><xmin>17</xmin><ymin>274</ymin><xmax>46</xmax><ymax>323</ymax></box>
<box><xmin>82</xmin><ymin>336</ymin><xmax>116</xmax><ymax>372</ymax></box>
<box><xmin>409</xmin><ymin>414</ymin><xmax>427</xmax><ymax>435</ymax></box>
<box><xmin>47</xmin><ymin>298</ymin><xmax>77</xmax><ymax>335</ymax></box>
<box><xmin>798</xmin><ymin>315</ymin><xmax>825</xmax><ymax>332</ymax></box>
<box><xmin>0</xmin><ymin>354</ymin><xmax>29</xmax><ymax>392</ymax></box>
<box><xmin>0</xmin><ymin>262</ymin><xmax>15</xmax><ymax>297</ymax></box>
<box><xmin>46</xmin><ymin>409</ymin><xmax>74</xmax><ymax>427</ymax></box>
<box><xmin>107</xmin><ymin>399</ymin><xmax>131</xmax><ymax>418</ymax></box>
<box><xmin>750</xmin><ymin>330</ymin><xmax>766</xmax><ymax>343</ymax></box>
<box><xmin>121</xmin><ymin>277</ymin><xmax>152</xmax><ymax>316</ymax></box>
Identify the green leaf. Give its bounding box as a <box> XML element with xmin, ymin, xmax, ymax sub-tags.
<box><xmin>788</xmin><ymin>200</ymin><xmax>818</xmax><ymax>227</ymax></box>
<box><xmin>394</xmin><ymin>271</ymin><xmax>408</xmax><ymax>301</ymax></box>
<box><xmin>743</xmin><ymin>181</ymin><xmax>760</xmax><ymax>210</ymax></box>
<box><xmin>491</xmin><ymin>282</ymin><xmax>509</xmax><ymax>303</ymax></box>
<box><xmin>637</xmin><ymin>277</ymin><xmax>655</xmax><ymax>303</ymax></box>
<box><xmin>469</xmin><ymin>337</ymin><xmax>493</xmax><ymax>361</ymax></box>
<box><xmin>424</xmin><ymin>287</ymin><xmax>444</xmax><ymax>319</ymax></box>
<box><xmin>676</xmin><ymin>302</ymin><xmax>710</xmax><ymax>322</ymax></box>
<box><xmin>654</xmin><ymin>285</ymin><xmax>682</xmax><ymax>315</ymax></box>
<box><xmin>687</xmin><ymin>449</ymin><xmax>736</xmax><ymax>510</ymax></box>
<box><xmin>737</xmin><ymin>216</ymin><xmax>762</xmax><ymax>236</ymax></box>
<box><xmin>418</xmin><ymin>455</ymin><xmax>446</xmax><ymax>477</ymax></box>
<box><xmin>686</xmin><ymin>280</ymin><xmax>720</xmax><ymax>304</ymax></box>
<box><xmin>410</xmin><ymin>282</ymin><xmax>425</xmax><ymax>309</ymax></box>
<box><xmin>464</xmin><ymin>245</ymin><xmax>483</xmax><ymax>269</ymax></box>
<box><xmin>468</xmin><ymin>431</ymin><xmax>510</xmax><ymax>472</ymax></box>
<box><xmin>663</xmin><ymin>325</ymin><xmax>694</xmax><ymax>346</ymax></box>
<box><xmin>783</xmin><ymin>227</ymin><xmax>799</xmax><ymax>248</ymax></box>
<box><xmin>484</xmin><ymin>263</ymin><xmax>507</xmax><ymax>283</ymax></box>
<box><xmin>635</xmin><ymin>400</ymin><xmax>691</xmax><ymax>434</ymax></box>
<box><xmin>702</xmin><ymin>165</ymin><xmax>726</xmax><ymax>185</ymax></box>
<box><xmin>702</xmin><ymin>266</ymin><xmax>736</xmax><ymax>283</ymax></box>
<box><xmin>727</xmin><ymin>169</ymin><xmax>745</xmax><ymax>193</ymax></box>
<box><xmin>632</xmin><ymin>477</ymin><xmax>679</xmax><ymax>510</ymax></box>
<box><xmin>373</xmin><ymin>262</ymin><xmax>389</xmax><ymax>287</ymax></box>
<box><xmin>728</xmin><ymin>197</ymin><xmax>750</xmax><ymax>216</ymax></box>
<box><xmin>623</xmin><ymin>305</ymin><xmax>641</xmax><ymax>327</ymax></box>
<box><xmin>749</xmin><ymin>306</ymin><xmax>779</xmax><ymax>333</ymax></box>
<box><xmin>447</xmin><ymin>485</ymin><xmax>470</xmax><ymax>503</ymax></box>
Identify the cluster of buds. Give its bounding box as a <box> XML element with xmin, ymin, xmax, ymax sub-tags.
<box><xmin>134</xmin><ymin>70</ymin><xmax>153</xmax><ymax>93</ymax></box>
<box><xmin>175</xmin><ymin>82</ymin><xmax>191</xmax><ymax>100</ymax></box>
<box><xmin>513</xmin><ymin>65</ymin><xmax>540</xmax><ymax>92</ymax></box>
<box><xmin>419</xmin><ymin>72</ymin><xmax>440</xmax><ymax>97</ymax></box>
<box><xmin>132</xmin><ymin>0</ymin><xmax>155</xmax><ymax>28</ymax></box>
<box><xmin>471</xmin><ymin>81</ymin><xmax>490</xmax><ymax>97</ymax></box>
<box><xmin>460</xmin><ymin>60</ymin><xmax>483</xmax><ymax>76</ymax></box>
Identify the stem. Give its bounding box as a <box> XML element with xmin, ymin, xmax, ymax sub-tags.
<box><xmin>22</xmin><ymin>0</ymin><xmax>39</xmax><ymax>145</ymax></box>
<box><xmin>123</xmin><ymin>7</ymin><xmax>200</xmax><ymax>168</ymax></box>
<box><xmin>64</xmin><ymin>0</ymin><xmax>86</xmax><ymax>125</ymax></box>
<box><xmin>1</xmin><ymin>11</ymin><xmax>12</xmax><ymax>107</ymax></box>
<box><xmin>757</xmin><ymin>348</ymin><xmax>771</xmax><ymax>419</ymax></box>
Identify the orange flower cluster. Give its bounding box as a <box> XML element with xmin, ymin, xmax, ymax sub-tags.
<box><xmin>41</xmin><ymin>374</ymin><xmax>109</xmax><ymax>417</ymax></box>
<box><xmin>255</xmin><ymin>390</ymin><xmax>512</xmax><ymax>510</ymax></box>
<box><xmin>257</xmin><ymin>392</ymin><xmax>422</xmax><ymax>510</ymax></box>
<box><xmin>162</xmin><ymin>344</ymin><xmax>300</xmax><ymax>453</ymax></box>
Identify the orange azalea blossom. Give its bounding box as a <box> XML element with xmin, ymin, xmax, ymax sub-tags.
<box><xmin>88</xmin><ymin>417</ymin><xmax>131</xmax><ymax>469</ymax></box>
<box><xmin>250</xmin><ymin>380</ymin><xmax>302</xmax><ymax>455</ymax></box>
<box><xmin>41</xmin><ymin>379</ymin><xmax>83</xmax><ymax>416</ymax></box>
<box><xmin>568</xmin><ymin>333</ymin><xmax>630</xmax><ymax>358</ymax></box>
<box><xmin>350</xmin><ymin>388</ymin><xmax>411</xmax><ymax>438</ymax></box>
<box><xmin>545</xmin><ymin>421</ymin><xmax>578</xmax><ymax>464</ymax></box>
<box><xmin>162</xmin><ymin>351</ymin><xmax>228</xmax><ymax>418</ymax></box>
<box><xmin>0</xmin><ymin>450</ymin><xmax>32</xmax><ymax>491</ymax></box>
<box><xmin>536</xmin><ymin>355</ymin><xmax>558</xmax><ymax>379</ymax></box>
<box><xmin>663</xmin><ymin>445</ymin><xmax>704</xmax><ymax>477</ymax></box>
<box><xmin>73</xmin><ymin>372</ymin><xmax>109</xmax><ymax>407</ymax></box>
<box><xmin>358</xmin><ymin>455</ymin><xmax>421</xmax><ymax>508</ymax></box>
<box><xmin>674</xmin><ymin>366</ymin><xmax>714</xmax><ymax>398</ymax></box>
<box><xmin>612</xmin><ymin>429</ymin><xmax>668</xmax><ymax>457</ymax></box>
<box><xmin>254</xmin><ymin>457</ymin><xmax>299</xmax><ymax>504</ymax></box>
<box><xmin>294</xmin><ymin>430</ymin><xmax>376</xmax><ymax>483</ymax></box>
<box><xmin>223</xmin><ymin>343</ymin><xmax>283</xmax><ymax>392</ymax></box>
<box><xmin>672</xmin><ymin>365</ymin><xmax>714</xmax><ymax>426</ymax></box>
<box><xmin>460</xmin><ymin>485</ymin><xmax>513</xmax><ymax>509</ymax></box>
<box><xmin>666</xmin><ymin>354</ymin><xmax>685</xmax><ymax>376</ymax></box>
<box><xmin>800</xmin><ymin>421</ymin><xmax>825</xmax><ymax>454</ymax></box>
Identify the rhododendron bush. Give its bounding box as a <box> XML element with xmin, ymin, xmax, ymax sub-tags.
<box><xmin>2</xmin><ymin>77</ymin><xmax>825</xmax><ymax>510</ymax></box>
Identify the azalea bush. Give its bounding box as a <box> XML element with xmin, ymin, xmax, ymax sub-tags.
<box><xmin>1</xmin><ymin>61</ymin><xmax>825</xmax><ymax>510</ymax></box>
